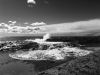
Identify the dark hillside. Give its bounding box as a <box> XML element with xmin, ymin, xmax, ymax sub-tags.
<box><xmin>48</xmin><ymin>36</ymin><xmax>100</xmax><ymax>46</ymax></box>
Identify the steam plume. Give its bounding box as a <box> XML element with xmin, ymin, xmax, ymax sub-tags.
<box><xmin>43</xmin><ymin>33</ymin><xmax>50</xmax><ymax>41</ymax></box>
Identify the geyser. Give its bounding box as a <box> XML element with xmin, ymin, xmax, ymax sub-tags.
<box><xmin>9</xmin><ymin>33</ymin><xmax>92</xmax><ymax>61</ymax></box>
<box><xmin>25</xmin><ymin>33</ymin><xmax>62</xmax><ymax>44</ymax></box>
<box><xmin>43</xmin><ymin>33</ymin><xmax>51</xmax><ymax>41</ymax></box>
<box><xmin>33</xmin><ymin>33</ymin><xmax>51</xmax><ymax>43</ymax></box>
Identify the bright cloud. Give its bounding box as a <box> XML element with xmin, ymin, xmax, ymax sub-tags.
<box><xmin>8</xmin><ymin>21</ymin><xmax>17</xmax><ymax>26</ymax></box>
<box><xmin>38</xmin><ymin>19</ymin><xmax>100</xmax><ymax>36</ymax></box>
<box><xmin>27</xmin><ymin>0</ymin><xmax>36</xmax><ymax>4</ymax></box>
<box><xmin>0</xmin><ymin>19</ymin><xmax>100</xmax><ymax>36</ymax></box>
<box><xmin>8</xmin><ymin>21</ymin><xmax>16</xmax><ymax>24</ymax></box>
<box><xmin>30</xmin><ymin>22</ymin><xmax>46</xmax><ymax>26</ymax></box>
<box><xmin>0</xmin><ymin>21</ymin><xmax>44</xmax><ymax>34</ymax></box>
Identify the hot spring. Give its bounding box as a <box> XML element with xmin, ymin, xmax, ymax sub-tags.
<box><xmin>9</xmin><ymin>33</ymin><xmax>92</xmax><ymax>61</ymax></box>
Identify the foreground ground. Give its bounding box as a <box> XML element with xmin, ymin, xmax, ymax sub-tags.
<box><xmin>0</xmin><ymin>41</ymin><xmax>100</xmax><ymax>75</ymax></box>
<box><xmin>38</xmin><ymin>47</ymin><xmax>100</xmax><ymax>75</ymax></box>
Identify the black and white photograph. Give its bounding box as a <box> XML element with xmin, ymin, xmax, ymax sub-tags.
<box><xmin>0</xmin><ymin>0</ymin><xmax>100</xmax><ymax>75</ymax></box>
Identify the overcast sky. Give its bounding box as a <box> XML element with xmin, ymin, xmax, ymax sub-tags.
<box><xmin>0</xmin><ymin>0</ymin><xmax>100</xmax><ymax>36</ymax></box>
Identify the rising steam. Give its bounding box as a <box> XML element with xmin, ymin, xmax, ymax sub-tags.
<box><xmin>33</xmin><ymin>33</ymin><xmax>51</xmax><ymax>43</ymax></box>
<box><xmin>43</xmin><ymin>33</ymin><xmax>51</xmax><ymax>41</ymax></box>
<box><xmin>25</xmin><ymin>33</ymin><xmax>51</xmax><ymax>43</ymax></box>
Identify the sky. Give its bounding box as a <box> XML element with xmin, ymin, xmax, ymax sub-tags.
<box><xmin>0</xmin><ymin>0</ymin><xmax>100</xmax><ymax>36</ymax></box>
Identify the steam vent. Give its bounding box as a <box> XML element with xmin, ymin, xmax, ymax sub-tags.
<box><xmin>9</xmin><ymin>34</ymin><xmax>92</xmax><ymax>61</ymax></box>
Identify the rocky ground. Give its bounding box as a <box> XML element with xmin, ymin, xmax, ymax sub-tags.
<box><xmin>38</xmin><ymin>47</ymin><xmax>100</xmax><ymax>75</ymax></box>
<box><xmin>0</xmin><ymin>41</ymin><xmax>100</xmax><ymax>75</ymax></box>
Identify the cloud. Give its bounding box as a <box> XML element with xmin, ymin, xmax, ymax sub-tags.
<box><xmin>8</xmin><ymin>21</ymin><xmax>16</xmax><ymax>24</ymax></box>
<box><xmin>0</xmin><ymin>19</ymin><xmax>100</xmax><ymax>36</ymax></box>
<box><xmin>27</xmin><ymin>0</ymin><xmax>36</xmax><ymax>4</ymax></box>
<box><xmin>0</xmin><ymin>21</ymin><xmax>44</xmax><ymax>34</ymax></box>
<box><xmin>30</xmin><ymin>22</ymin><xmax>46</xmax><ymax>26</ymax></box>
<box><xmin>24</xmin><ymin>22</ymin><xmax>29</xmax><ymax>25</ymax></box>
<box><xmin>38</xmin><ymin>19</ymin><xmax>100</xmax><ymax>36</ymax></box>
<box><xmin>8</xmin><ymin>21</ymin><xmax>17</xmax><ymax>26</ymax></box>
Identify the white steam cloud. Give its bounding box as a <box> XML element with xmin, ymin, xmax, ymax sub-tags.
<box><xmin>28</xmin><ymin>33</ymin><xmax>51</xmax><ymax>43</ymax></box>
<box><xmin>43</xmin><ymin>33</ymin><xmax>50</xmax><ymax>41</ymax></box>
